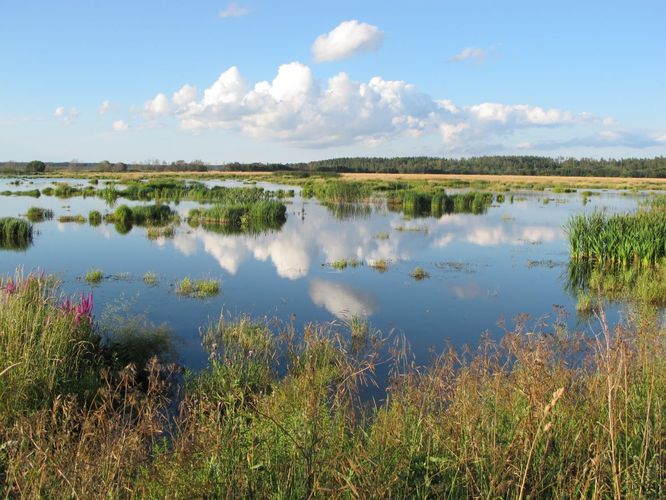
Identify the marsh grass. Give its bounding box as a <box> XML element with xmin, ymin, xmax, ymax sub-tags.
<box><xmin>143</xmin><ymin>272</ymin><xmax>158</xmax><ymax>286</ymax></box>
<box><xmin>85</xmin><ymin>269</ymin><xmax>104</xmax><ymax>284</ymax></box>
<box><xmin>0</xmin><ymin>217</ymin><xmax>33</xmax><ymax>250</ymax></box>
<box><xmin>1</xmin><ymin>278</ymin><xmax>663</xmax><ymax>497</ymax></box>
<box><xmin>176</xmin><ymin>277</ymin><xmax>220</xmax><ymax>298</ymax></box>
<box><xmin>329</xmin><ymin>258</ymin><xmax>361</xmax><ymax>270</ymax></box>
<box><xmin>187</xmin><ymin>200</ymin><xmax>287</xmax><ymax>232</ymax></box>
<box><xmin>26</xmin><ymin>207</ymin><xmax>53</xmax><ymax>222</ymax></box>
<box><xmin>88</xmin><ymin>210</ymin><xmax>102</xmax><ymax>225</ymax></box>
<box><xmin>58</xmin><ymin>214</ymin><xmax>86</xmax><ymax>223</ymax></box>
<box><xmin>146</xmin><ymin>225</ymin><xmax>175</xmax><ymax>240</ymax></box>
<box><xmin>410</xmin><ymin>266</ymin><xmax>430</xmax><ymax>280</ymax></box>
<box><xmin>368</xmin><ymin>258</ymin><xmax>389</xmax><ymax>272</ymax></box>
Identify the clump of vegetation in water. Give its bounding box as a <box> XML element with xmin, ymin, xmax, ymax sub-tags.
<box><xmin>84</xmin><ymin>269</ymin><xmax>104</xmax><ymax>284</ymax></box>
<box><xmin>410</xmin><ymin>267</ymin><xmax>430</xmax><ymax>280</ymax></box>
<box><xmin>58</xmin><ymin>214</ymin><xmax>86</xmax><ymax>223</ymax></box>
<box><xmin>143</xmin><ymin>272</ymin><xmax>158</xmax><ymax>286</ymax></box>
<box><xmin>88</xmin><ymin>210</ymin><xmax>102</xmax><ymax>225</ymax></box>
<box><xmin>1</xmin><ymin>272</ymin><xmax>663</xmax><ymax>498</ymax></box>
<box><xmin>373</xmin><ymin>232</ymin><xmax>390</xmax><ymax>240</ymax></box>
<box><xmin>391</xmin><ymin>190</ymin><xmax>494</xmax><ymax>217</ymax></box>
<box><xmin>146</xmin><ymin>225</ymin><xmax>175</xmax><ymax>240</ymax></box>
<box><xmin>187</xmin><ymin>200</ymin><xmax>286</xmax><ymax>233</ymax></box>
<box><xmin>0</xmin><ymin>188</ymin><xmax>41</xmax><ymax>197</ymax></box>
<box><xmin>368</xmin><ymin>259</ymin><xmax>389</xmax><ymax>272</ymax></box>
<box><xmin>106</xmin><ymin>204</ymin><xmax>176</xmax><ymax>233</ymax></box>
<box><xmin>565</xmin><ymin>205</ymin><xmax>666</xmax><ymax>266</ymax></box>
<box><xmin>26</xmin><ymin>207</ymin><xmax>53</xmax><ymax>222</ymax></box>
<box><xmin>176</xmin><ymin>277</ymin><xmax>220</xmax><ymax>298</ymax></box>
<box><xmin>301</xmin><ymin>180</ymin><xmax>371</xmax><ymax>202</ymax></box>
<box><xmin>329</xmin><ymin>258</ymin><xmax>361</xmax><ymax>270</ymax></box>
<box><xmin>0</xmin><ymin>217</ymin><xmax>33</xmax><ymax>250</ymax></box>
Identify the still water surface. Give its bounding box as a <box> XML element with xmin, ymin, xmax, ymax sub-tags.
<box><xmin>0</xmin><ymin>178</ymin><xmax>649</xmax><ymax>371</ymax></box>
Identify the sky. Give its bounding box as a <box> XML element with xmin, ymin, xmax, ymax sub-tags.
<box><xmin>1</xmin><ymin>0</ymin><xmax>665</xmax><ymax>163</ymax></box>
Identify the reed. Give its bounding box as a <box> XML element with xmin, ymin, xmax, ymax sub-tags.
<box><xmin>410</xmin><ymin>266</ymin><xmax>430</xmax><ymax>280</ymax></box>
<box><xmin>26</xmin><ymin>207</ymin><xmax>53</xmax><ymax>222</ymax></box>
<box><xmin>88</xmin><ymin>210</ymin><xmax>102</xmax><ymax>225</ymax></box>
<box><xmin>58</xmin><ymin>214</ymin><xmax>86</xmax><ymax>223</ymax></box>
<box><xmin>85</xmin><ymin>269</ymin><xmax>104</xmax><ymax>284</ymax></box>
<box><xmin>0</xmin><ymin>217</ymin><xmax>33</xmax><ymax>250</ymax></box>
<box><xmin>565</xmin><ymin>207</ymin><xmax>666</xmax><ymax>266</ymax></box>
<box><xmin>176</xmin><ymin>277</ymin><xmax>220</xmax><ymax>298</ymax></box>
<box><xmin>188</xmin><ymin>200</ymin><xmax>287</xmax><ymax>231</ymax></box>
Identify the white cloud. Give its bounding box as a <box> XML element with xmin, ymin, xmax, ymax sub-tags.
<box><xmin>143</xmin><ymin>92</ymin><xmax>170</xmax><ymax>118</ymax></box>
<box><xmin>450</xmin><ymin>47</ymin><xmax>488</xmax><ymax>63</ymax></box>
<box><xmin>172</xmin><ymin>84</ymin><xmax>198</xmax><ymax>107</ymax></box>
<box><xmin>219</xmin><ymin>2</ymin><xmax>250</xmax><ymax>19</ymax></box>
<box><xmin>112</xmin><ymin>120</ymin><xmax>129</xmax><ymax>132</ymax></box>
<box><xmin>312</xmin><ymin>20</ymin><xmax>384</xmax><ymax>63</ymax></box>
<box><xmin>98</xmin><ymin>100</ymin><xmax>112</xmax><ymax>115</ymax></box>
<box><xmin>144</xmin><ymin>62</ymin><xmax>664</xmax><ymax>152</ymax></box>
<box><xmin>54</xmin><ymin>106</ymin><xmax>79</xmax><ymax>125</ymax></box>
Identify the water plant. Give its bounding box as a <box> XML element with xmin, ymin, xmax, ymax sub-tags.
<box><xmin>0</xmin><ymin>217</ymin><xmax>33</xmax><ymax>250</ymax></box>
<box><xmin>143</xmin><ymin>272</ymin><xmax>158</xmax><ymax>286</ymax></box>
<box><xmin>187</xmin><ymin>200</ymin><xmax>286</xmax><ymax>232</ymax></box>
<box><xmin>565</xmin><ymin>207</ymin><xmax>666</xmax><ymax>266</ymax></box>
<box><xmin>146</xmin><ymin>225</ymin><xmax>175</xmax><ymax>240</ymax></box>
<box><xmin>58</xmin><ymin>214</ymin><xmax>86</xmax><ymax>223</ymax></box>
<box><xmin>329</xmin><ymin>258</ymin><xmax>361</xmax><ymax>270</ymax></box>
<box><xmin>410</xmin><ymin>266</ymin><xmax>430</xmax><ymax>280</ymax></box>
<box><xmin>88</xmin><ymin>210</ymin><xmax>102</xmax><ymax>225</ymax></box>
<box><xmin>368</xmin><ymin>258</ymin><xmax>389</xmax><ymax>272</ymax></box>
<box><xmin>85</xmin><ymin>268</ymin><xmax>104</xmax><ymax>284</ymax></box>
<box><xmin>26</xmin><ymin>207</ymin><xmax>53</xmax><ymax>222</ymax></box>
<box><xmin>176</xmin><ymin>277</ymin><xmax>220</xmax><ymax>298</ymax></box>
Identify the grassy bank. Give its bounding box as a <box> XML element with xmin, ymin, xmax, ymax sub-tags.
<box><xmin>1</xmin><ymin>272</ymin><xmax>663</xmax><ymax>497</ymax></box>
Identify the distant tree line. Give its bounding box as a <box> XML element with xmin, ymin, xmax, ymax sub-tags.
<box><xmin>217</xmin><ymin>156</ymin><xmax>666</xmax><ymax>178</ymax></box>
<box><xmin>2</xmin><ymin>156</ymin><xmax>666</xmax><ymax>177</ymax></box>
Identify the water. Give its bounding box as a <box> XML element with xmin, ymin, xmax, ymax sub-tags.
<box><xmin>0</xmin><ymin>178</ymin><xmax>651</xmax><ymax>372</ymax></box>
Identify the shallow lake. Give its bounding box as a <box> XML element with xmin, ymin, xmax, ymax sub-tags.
<box><xmin>0</xmin><ymin>178</ymin><xmax>655</xmax><ymax>376</ymax></box>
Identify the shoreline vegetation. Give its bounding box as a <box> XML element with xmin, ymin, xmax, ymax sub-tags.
<box><xmin>0</xmin><ymin>271</ymin><xmax>663</xmax><ymax>497</ymax></box>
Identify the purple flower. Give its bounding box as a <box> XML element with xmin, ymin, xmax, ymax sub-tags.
<box><xmin>74</xmin><ymin>291</ymin><xmax>94</xmax><ymax>326</ymax></box>
<box><xmin>4</xmin><ymin>280</ymin><xmax>16</xmax><ymax>294</ymax></box>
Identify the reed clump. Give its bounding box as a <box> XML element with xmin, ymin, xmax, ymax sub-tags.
<box><xmin>410</xmin><ymin>266</ymin><xmax>430</xmax><ymax>280</ymax></box>
<box><xmin>566</xmin><ymin>207</ymin><xmax>666</xmax><ymax>266</ymax></box>
<box><xmin>0</xmin><ymin>217</ymin><xmax>33</xmax><ymax>250</ymax></box>
<box><xmin>85</xmin><ymin>269</ymin><xmax>104</xmax><ymax>284</ymax></box>
<box><xmin>146</xmin><ymin>225</ymin><xmax>175</xmax><ymax>240</ymax></box>
<box><xmin>58</xmin><ymin>214</ymin><xmax>86</xmax><ymax>223</ymax></box>
<box><xmin>187</xmin><ymin>200</ymin><xmax>286</xmax><ymax>232</ymax></box>
<box><xmin>26</xmin><ymin>207</ymin><xmax>53</xmax><ymax>222</ymax></box>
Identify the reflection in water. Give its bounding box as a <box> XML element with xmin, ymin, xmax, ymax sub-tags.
<box><xmin>309</xmin><ymin>279</ymin><xmax>378</xmax><ymax>319</ymax></box>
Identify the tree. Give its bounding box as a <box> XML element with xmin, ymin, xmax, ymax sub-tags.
<box><xmin>112</xmin><ymin>162</ymin><xmax>128</xmax><ymax>172</ymax></box>
<box><xmin>97</xmin><ymin>160</ymin><xmax>112</xmax><ymax>172</ymax></box>
<box><xmin>25</xmin><ymin>160</ymin><xmax>46</xmax><ymax>173</ymax></box>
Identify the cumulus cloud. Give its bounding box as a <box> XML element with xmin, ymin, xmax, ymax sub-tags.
<box><xmin>172</xmin><ymin>84</ymin><xmax>198</xmax><ymax>107</ymax></box>
<box><xmin>54</xmin><ymin>106</ymin><xmax>65</xmax><ymax>117</ymax></box>
<box><xmin>144</xmin><ymin>61</ymin><xmax>664</xmax><ymax>152</ymax></box>
<box><xmin>219</xmin><ymin>2</ymin><xmax>250</xmax><ymax>19</ymax></box>
<box><xmin>98</xmin><ymin>100</ymin><xmax>112</xmax><ymax>115</ymax></box>
<box><xmin>312</xmin><ymin>20</ymin><xmax>384</xmax><ymax>63</ymax></box>
<box><xmin>143</xmin><ymin>93</ymin><xmax>170</xmax><ymax>118</ymax></box>
<box><xmin>112</xmin><ymin>120</ymin><xmax>129</xmax><ymax>132</ymax></box>
<box><xmin>450</xmin><ymin>47</ymin><xmax>488</xmax><ymax>63</ymax></box>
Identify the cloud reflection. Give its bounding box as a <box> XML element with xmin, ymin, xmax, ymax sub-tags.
<box><xmin>309</xmin><ymin>279</ymin><xmax>378</xmax><ymax>319</ymax></box>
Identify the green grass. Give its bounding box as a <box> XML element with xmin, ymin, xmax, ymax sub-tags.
<box><xmin>176</xmin><ymin>277</ymin><xmax>220</xmax><ymax>298</ymax></box>
<box><xmin>0</xmin><ymin>217</ymin><xmax>33</xmax><ymax>250</ymax></box>
<box><xmin>566</xmin><ymin>206</ymin><xmax>666</xmax><ymax>266</ymax></box>
<box><xmin>26</xmin><ymin>207</ymin><xmax>53</xmax><ymax>222</ymax></box>
<box><xmin>88</xmin><ymin>210</ymin><xmax>102</xmax><ymax>225</ymax></box>
<box><xmin>84</xmin><ymin>268</ymin><xmax>104</xmax><ymax>284</ymax></box>
<box><xmin>188</xmin><ymin>200</ymin><xmax>287</xmax><ymax>232</ymax></box>
<box><xmin>373</xmin><ymin>232</ymin><xmax>390</xmax><ymax>240</ymax></box>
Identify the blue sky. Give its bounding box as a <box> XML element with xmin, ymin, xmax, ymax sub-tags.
<box><xmin>1</xmin><ymin>0</ymin><xmax>665</xmax><ymax>163</ymax></box>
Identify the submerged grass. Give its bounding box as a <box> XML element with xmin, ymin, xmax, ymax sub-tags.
<box><xmin>0</xmin><ymin>272</ymin><xmax>663</xmax><ymax>497</ymax></box>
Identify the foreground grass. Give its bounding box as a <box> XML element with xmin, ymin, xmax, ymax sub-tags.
<box><xmin>0</xmin><ymin>273</ymin><xmax>664</xmax><ymax>498</ymax></box>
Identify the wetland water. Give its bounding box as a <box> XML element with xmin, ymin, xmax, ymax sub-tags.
<box><xmin>0</xmin><ymin>178</ymin><xmax>652</xmax><ymax>371</ymax></box>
